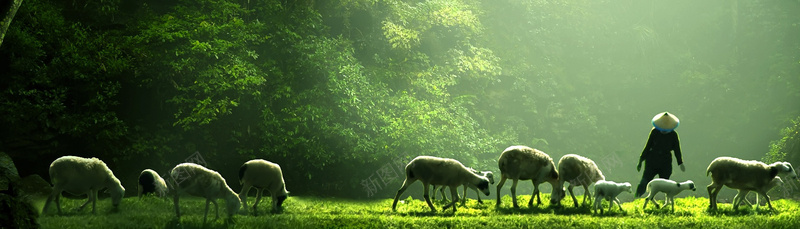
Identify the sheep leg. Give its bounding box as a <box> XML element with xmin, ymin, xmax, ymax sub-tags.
<box><xmin>472</xmin><ymin>185</ymin><xmax>484</xmax><ymax>204</ymax></box>
<box><xmin>582</xmin><ymin>185</ymin><xmax>591</xmax><ymax>207</ymax></box>
<box><xmin>440</xmin><ymin>186</ymin><xmax>449</xmax><ymax>201</ymax></box>
<box><xmin>495</xmin><ymin>176</ymin><xmax>508</xmax><ymax>207</ymax></box>
<box><xmin>510</xmin><ymin>179</ymin><xmax>520</xmax><ymax>208</ymax></box>
<box><xmin>203</xmin><ymin>199</ymin><xmax>211</xmax><ymax>224</ymax></box>
<box><xmin>253</xmin><ymin>189</ymin><xmax>264</xmax><ymax>215</ymax></box>
<box><xmin>460</xmin><ymin>185</ymin><xmax>467</xmax><ymax>205</ymax></box>
<box><xmin>593</xmin><ymin>195</ymin><xmax>601</xmax><ymax>214</ymax></box>
<box><xmin>239</xmin><ymin>183</ymin><xmax>251</xmax><ymax>215</ymax></box>
<box><xmin>443</xmin><ymin>186</ymin><xmax>459</xmax><ymax>212</ymax></box>
<box><xmin>707</xmin><ymin>182</ymin><xmax>722</xmax><ymax>210</ymax></box>
<box><xmin>173</xmin><ymin>191</ymin><xmax>181</xmax><ymax>218</ymax></box>
<box><xmin>756</xmin><ymin>191</ymin><xmax>773</xmax><ymax>210</ymax></box>
<box><xmin>614</xmin><ymin>197</ymin><xmax>624</xmax><ymax>212</ymax></box>
<box><xmin>422</xmin><ymin>183</ymin><xmax>437</xmax><ymax>212</ymax></box>
<box><xmin>529</xmin><ymin>181</ymin><xmax>539</xmax><ymax>207</ymax></box>
<box><xmin>392</xmin><ymin>179</ymin><xmax>415</xmax><ymax>211</ymax></box>
<box><xmin>91</xmin><ymin>190</ymin><xmax>97</xmax><ymax>213</ymax></box>
<box><xmin>567</xmin><ymin>184</ymin><xmax>578</xmax><ymax>207</ymax></box>
<box><xmin>669</xmin><ymin>196</ymin><xmax>675</xmax><ymax>212</ymax></box>
<box><xmin>43</xmin><ymin>188</ymin><xmax>62</xmax><ymax>215</ymax></box>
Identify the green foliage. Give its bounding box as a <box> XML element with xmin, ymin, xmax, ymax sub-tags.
<box><xmin>764</xmin><ymin>116</ymin><xmax>800</xmax><ymax>165</ymax></box>
<box><xmin>37</xmin><ymin>195</ymin><xmax>800</xmax><ymax>228</ymax></box>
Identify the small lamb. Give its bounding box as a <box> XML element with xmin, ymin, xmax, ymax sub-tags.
<box><xmin>550</xmin><ymin>154</ymin><xmax>605</xmax><ymax>207</ymax></box>
<box><xmin>593</xmin><ymin>180</ymin><xmax>631</xmax><ymax>214</ymax></box>
<box><xmin>496</xmin><ymin>146</ymin><xmax>559</xmax><ymax>208</ymax></box>
<box><xmin>642</xmin><ymin>178</ymin><xmax>696</xmax><ymax>212</ymax></box>
<box><xmin>42</xmin><ymin>156</ymin><xmax>126</xmax><ymax>214</ymax></box>
<box><xmin>732</xmin><ymin>176</ymin><xmax>784</xmax><ymax>210</ymax></box>
<box><xmin>238</xmin><ymin>159</ymin><xmax>289</xmax><ymax>215</ymax></box>
<box><xmin>432</xmin><ymin>169</ymin><xmax>494</xmax><ymax>204</ymax></box>
<box><xmin>138</xmin><ymin>169</ymin><xmax>168</xmax><ymax>198</ymax></box>
<box><xmin>391</xmin><ymin>156</ymin><xmax>491</xmax><ymax>213</ymax></box>
<box><xmin>706</xmin><ymin>157</ymin><xmax>798</xmax><ymax>210</ymax></box>
<box><xmin>170</xmin><ymin>163</ymin><xmax>241</xmax><ymax>223</ymax></box>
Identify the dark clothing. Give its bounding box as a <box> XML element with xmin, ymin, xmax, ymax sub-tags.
<box><xmin>636</xmin><ymin>128</ymin><xmax>683</xmax><ymax>197</ymax></box>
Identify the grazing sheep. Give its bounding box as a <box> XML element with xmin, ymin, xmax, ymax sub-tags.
<box><xmin>431</xmin><ymin>169</ymin><xmax>494</xmax><ymax>204</ymax></box>
<box><xmin>496</xmin><ymin>146</ymin><xmax>559</xmax><ymax>208</ymax></box>
<box><xmin>42</xmin><ymin>156</ymin><xmax>126</xmax><ymax>214</ymax></box>
<box><xmin>138</xmin><ymin>169</ymin><xmax>168</xmax><ymax>198</ymax></box>
<box><xmin>642</xmin><ymin>178</ymin><xmax>696</xmax><ymax>212</ymax></box>
<box><xmin>593</xmin><ymin>180</ymin><xmax>631</xmax><ymax>214</ymax></box>
<box><xmin>238</xmin><ymin>159</ymin><xmax>289</xmax><ymax>215</ymax></box>
<box><xmin>733</xmin><ymin>176</ymin><xmax>784</xmax><ymax>210</ymax></box>
<box><xmin>706</xmin><ymin>157</ymin><xmax>798</xmax><ymax>210</ymax></box>
<box><xmin>391</xmin><ymin>156</ymin><xmax>491</xmax><ymax>213</ymax></box>
<box><xmin>550</xmin><ymin>154</ymin><xmax>605</xmax><ymax>207</ymax></box>
<box><xmin>170</xmin><ymin>163</ymin><xmax>241</xmax><ymax>223</ymax></box>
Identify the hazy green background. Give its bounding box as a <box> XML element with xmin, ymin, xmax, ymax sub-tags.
<box><xmin>1</xmin><ymin>0</ymin><xmax>798</xmax><ymax>201</ymax></box>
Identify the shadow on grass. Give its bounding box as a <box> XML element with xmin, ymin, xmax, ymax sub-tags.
<box><xmin>704</xmin><ymin>205</ymin><xmax>779</xmax><ymax>217</ymax></box>
<box><xmin>163</xmin><ymin>217</ymin><xmax>236</xmax><ymax>229</ymax></box>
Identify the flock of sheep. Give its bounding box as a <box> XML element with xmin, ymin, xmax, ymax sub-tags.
<box><xmin>41</xmin><ymin>156</ymin><xmax>288</xmax><ymax>223</ymax></box>
<box><xmin>391</xmin><ymin>145</ymin><xmax>799</xmax><ymax>214</ymax></box>
<box><xmin>38</xmin><ymin>144</ymin><xmax>799</xmax><ymax>222</ymax></box>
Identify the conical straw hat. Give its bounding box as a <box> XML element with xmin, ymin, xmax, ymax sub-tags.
<box><xmin>651</xmin><ymin>112</ymin><xmax>679</xmax><ymax>132</ymax></box>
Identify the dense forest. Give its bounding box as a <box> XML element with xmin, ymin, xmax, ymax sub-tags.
<box><xmin>1</xmin><ymin>0</ymin><xmax>799</xmax><ymax>199</ymax></box>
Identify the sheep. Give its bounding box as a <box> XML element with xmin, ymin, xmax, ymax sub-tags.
<box><xmin>138</xmin><ymin>169</ymin><xmax>168</xmax><ymax>198</ymax></box>
<box><xmin>170</xmin><ymin>163</ymin><xmax>241</xmax><ymax>223</ymax></box>
<box><xmin>706</xmin><ymin>157</ymin><xmax>798</xmax><ymax>210</ymax></box>
<box><xmin>495</xmin><ymin>145</ymin><xmax>559</xmax><ymax>208</ymax></box>
<box><xmin>391</xmin><ymin>156</ymin><xmax>491</xmax><ymax>213</ymax></box>
<box><xmin>238</xmin><ymin>159</ymin><xmax>289</xmax><ymax>215</ymax></box>
<box><xmin>431</xmin><ymin>169</ymin><xmax>494</xmax><ymax>204</ymax></box>
<box><xmin>592</xmin><ymin>180</ymin><xmax>631</xmax><ymax>214</ymax></box>
<box><xmin>642</xmin><ymin>178</ymin><xmax>696</xmax><ymax>212</ymax></box>
<box><xmin>550</xmin><ymin>154</ymin><xmax>605</xmax><ymax>207</ymax></box>
<box><xmin>42</xmin><ymin>156</ymin><xmax>126</xmax><ymax>214</ymax></box>
<box><xmin>732</xmin><ymin>176</ymin><xmax>784</xmax><ymax>210</ymax></box>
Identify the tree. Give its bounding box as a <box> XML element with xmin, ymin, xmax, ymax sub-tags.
<box><xmin>0</xmin><ymin>0</ymin><xmax>23</xmax><ymax>47</ymax></box>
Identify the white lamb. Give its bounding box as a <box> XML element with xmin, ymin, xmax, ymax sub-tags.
<box><xmin>391</xmin><ymin>156</ymin><xmax>491</xmax><ymax>212</ymax></box>
<box><xmin>706</xmin><ymin>157</ymin><xmax>798</xmax><ymax>210</ymax></box>
<box><xmin>42</xmin><ymin>156</ymin><xmax>126</xmax><ymax>214</ymax></box>
<box><xmin>238</xmin><ymin>159</ymin><xmax>289</xmax><ymax>215</ymax></box>
<box><xmin>550</xmin><ymin>154</ymin><xmax>605</xmax><ymax>207</ymax></box>
<box><xmin>138</xmin><ymin>169</ymin><xmax>168</xmax><ymax>198</ymax></box>
<box><xmin>593</xmin><ymin>180</ymin><xmax>631</xmax><ymax>214</ymax></box>
<box><xmin>496</xmin><ymin>145</ymin><xmax>559</xmax><ymax>208</ymax></box>
<box><xmin>431</xmin><ymin>169</ymin><xmax>494</xmax><ymax>204</ymax></box>
<box><xmin>732</xmin><ymin>176</ymin><xmax>784</xmax><ymax>210</ymax></box>
<box><xmin>642</xmin><ymin>178</ymin><xmax>696</xmax><ymax>212</ymax></box>
<box><xmin>170</xmin><ymin>163</ymin><xmax>241</xmax><ymax>223</ymax></box>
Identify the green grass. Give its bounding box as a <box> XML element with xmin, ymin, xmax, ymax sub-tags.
<box><xmin>37</xmin><ymin>194</ymin><xmax>800</xmax><ymax>229</ymax></box>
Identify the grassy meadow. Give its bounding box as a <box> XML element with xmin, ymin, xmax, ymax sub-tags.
<box><xmin>36</xmin><ymin>194</ymin><xmax>800</xmax><ymax>229</ymax></box>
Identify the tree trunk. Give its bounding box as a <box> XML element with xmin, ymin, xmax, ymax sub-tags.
<box><xmin>0</xmin><ymin>0</ymin><xmax>24</xmax><ymax>48</ymax></box>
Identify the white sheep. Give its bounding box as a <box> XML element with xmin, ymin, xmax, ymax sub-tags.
<box><xmin>42</xmin><ymin>156</ymin><xmax>126</xmax><ymax>214</ymax></box>
<box><xmin>238</xmin><ymin>159</ymin><xmax>289</xmax><ymax>215</ymax></box>
<box><xmin>391</xmin><ymin>156</ymin><xmax>491</xmax><ymax>212</ymax></box>
<box><xmin>431</xmin><ymin>169</ymin><xmax>494</xmax><ymax>204</ymax></box>
<box><xmin>170</xmin><ymin>163</ymin><xmax>241</xmax><ymax>223</ymax></box>
<box><xmin>550</xmin><ymin>154</ymin><xmax>605</xmax><ymax>207</ymax></box>
<box><xmin>642</xmin><ymin>178</ymin><xmax>696</xmax><ymax>212</ymax></box>
<box><xmin>496</xmin><ymin>145</ymin><xmax>559</xmax><ymax>208</ymax></box>
<box><xmin>706</xmin><ymin>157</ymin><xmax>798</xmax><ymax>210</ymax></box>
<box><xmin>593</xmin><ymin>180</ymin><xmax>631</xmax><ymax>214</ymax></box>
<box><xmin>732</xmin><ymin>176</ymin><xmax>784</xmax><ymax>210</ymax></box>
<box><xmin>138</xmin><ymin>169</ymin><xmax>168</xmax><ymax>198</ymax></box>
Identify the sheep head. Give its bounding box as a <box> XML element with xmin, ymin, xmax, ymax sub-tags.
<box><xmin>475</xmin><ymin>177</ymin><xmax>491</xmax><ymax>196</ymax></box>
<box><xmin>770</xmin><ymin>162</ymin><xmax>799</xmax><ymax>181</ymax></box>
<box><xmin>109</xmin><ymin>183</ymin><xmax>125</xmax><ymax>208</ymax></box>
<box><xmin>678</xmin><ymin>180</ymin><xmax>696</xmax><ymax>191</ymax></box>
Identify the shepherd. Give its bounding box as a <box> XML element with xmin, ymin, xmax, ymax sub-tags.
<box><xmin>635</xmin><ymin>112</ymin><xmax>685</xmax><ymax>198</ymax></box>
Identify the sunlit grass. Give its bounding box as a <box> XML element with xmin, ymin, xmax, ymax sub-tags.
<box><xmin>37</xmin><ymin>194</ymin><xmax>800</xmax><ymax>228</ymax></box>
